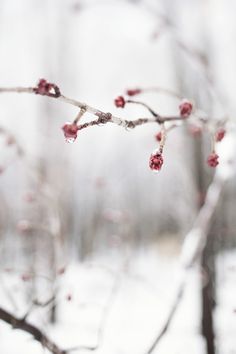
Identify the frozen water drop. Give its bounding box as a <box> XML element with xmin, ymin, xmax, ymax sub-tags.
<box><xmin>62</xmin><ymin>122</ymin><xmax>78</xmax><ymax>143</ymax></box>
<box><xmin>65</xmin><ymin>137</ymin><xmax>76</xmax><ymax>144</ymax></box>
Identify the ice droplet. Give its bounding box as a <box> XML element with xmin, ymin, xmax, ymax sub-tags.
<box><xmin>65</xmin><ymin>137</ymin><xmax>76</xmax><ymax>144</ymax></box>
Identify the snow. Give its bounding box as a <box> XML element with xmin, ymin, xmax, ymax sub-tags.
<box><xmin>0</xmin><ymin>247</ymin><xmax>235</xmax><ymax>354</ymax></box>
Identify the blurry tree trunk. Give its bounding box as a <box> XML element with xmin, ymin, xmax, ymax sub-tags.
<box><xmin>193</xmin><ymin>136</ymin><xmax>216</xmax><ymax>354</ymax></box>
<box><xmin>164</xmin><ymin>0</ymin><xmax>217</xmax><ymax>346</ymax></box>
<box><xmin>201</xmin><ymin>231</ymin><xmax>216</xmax><ymax>354</ymax></box>
<box><xmin>192</xmin><ymin>95</ymin><xmax>217</xmax><ymax>354</ymax></box>
<box><xmin>193</xmin><ymin>113</ymin><xmax>216</xmax><ymax>354</ymax></box>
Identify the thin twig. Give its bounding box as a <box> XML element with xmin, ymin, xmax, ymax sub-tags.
<box><xmin>0</xmin><ymin>86</ymin><xmax>187</xmax><ymax>129</ymax></box>
<box><xmin>126</xmin><ymin>99</ymin><xmax>159</xmax><ymax>117</ymax></box>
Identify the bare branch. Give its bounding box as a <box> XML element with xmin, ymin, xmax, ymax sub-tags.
<box><xmin>0</xmin><ymin>85</ymin><xmax>188</xmax><ymax>131</ymax></box>
<box><xmin>0</xmin><ymin>306</ymin><xmax>66</xmax><ymax>354</ymax></box>
<box><xmin>0</xmin><ymin>303</ymin><xmax>96</xmax><ymax>354</ymax></box>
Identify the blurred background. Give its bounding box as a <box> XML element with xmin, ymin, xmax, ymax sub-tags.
<box><xmin>0</xmin><ymin>0</ymin><xmax>236</xmax><ymax>354</ymax></box>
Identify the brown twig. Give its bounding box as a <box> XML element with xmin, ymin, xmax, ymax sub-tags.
<box><xmin>126</xmin><ymin>99</ymin><xmax>159</xmax><ymax>117</ymax></box>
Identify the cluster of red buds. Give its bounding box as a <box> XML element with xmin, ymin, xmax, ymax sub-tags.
<box><xmin>149</xmin><ymin>151</ymin><xmax>164</xmax><ymax>171</ymax></box>
<box><xmin>33</xmin><ymin>79</ymin><xmax>61</xmax><ymax>98</ymax></box>
<box><xmin>206</xmin><ymin>128</ymin><xmax>226</xmax><ymax>168</ymax></box>
<box><xmin>59</xmin><ymin>82</ymin><xmax>227</xmax><ymax>173</ymax></box>
<box><xmin>154</xmin><ymin>127</ymin><xmax>226</xmax><ymax>171</ymax></box>
<box><xmin>0</xmin><ymin>78</ymin><xmax>230</xmax><ymax>178</ymax></box>
<box><xmin>114</xmin><ymin>87</ymin><xmax>142</xmax><ymax>108</ymax></box>
<box><xmin>207</xmin><ymin>153</ymin><xmax>219</xmax><ymax>167</ymax></box>
<box><xmin>114</xmin><ymin>88</ymin><xmax>227</xmax><ymax>172</ymax></box>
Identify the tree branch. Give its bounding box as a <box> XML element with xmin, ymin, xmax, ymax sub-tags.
<box><xmin>0</xmin><ymin>86</ymin><xmax>187</xmax><ymax>130</ymax></box>
<box><xmin>0</xmin><ymin>305</ymin><xmax>96</xmax><ymax>354</ymax></box>
<box><xmin>0</xmin><ymin>307</ymin><xmax>66</xmax><ymax>354</ymax></box>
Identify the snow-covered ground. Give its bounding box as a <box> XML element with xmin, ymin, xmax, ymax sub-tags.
<box><xmin>0</xmin><ymin>245</ymin><xmax>235</xmax><ymax>354</ymax></box>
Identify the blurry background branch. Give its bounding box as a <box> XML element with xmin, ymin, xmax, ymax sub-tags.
<box><xmin>0</xmin><ymin>306</ymin><xmax>67</xmax><ymax>354</ymax></box>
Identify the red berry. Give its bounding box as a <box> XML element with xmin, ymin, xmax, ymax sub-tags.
<box><xmin>114</xmin><ymin>96</ymin><xmax>125</xmax><ymax>108</ymax></box>
<box><xmin>149</xmin><ymin>151</ymin><xmax>164</xmax><ymax>171</ymax></box>
<box><xmin>207</xmin><ymin>153</ymin><xmax>219</xmax><ymax>167</ymax></box>
<box><xmin>155</xmin><ymin>132</ymin><xmax>162</xmax><ymax>142</ymax></box>
<box><xmin>215</xmin><ymin>128</ymin><xmax>226</xmax><ymax>142</ymax></box>
<box><xmin>126</xmin><ymin>88</ymin><xmax>141</xmax><ymax>96</ymax></box>
<box><xmin>62</xmin><ymin>123</ymin><xmax>79</xmax><ymax>143</ymax></box>
<box><xmin>179</xmin><ymin>100</ymin><xmax>193</xmax><ymax>118</ymax></box>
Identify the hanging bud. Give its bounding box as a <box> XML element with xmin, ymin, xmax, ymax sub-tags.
<box><xmin>114</xmin><ymin>96</ymin><xmax>126</xmax><ymax>108</ymax></box>
<box><xmin>215</xmin><ymin>128</ymin><xmax>226</xmax><ymax>142</ymax></box>
<box><xmin>126</xmin><ymin>88</ymin><xmax>141</xmax><ymax>96</ymax></box>
<box><xmin>149</xmin><ymin>151</ymin><xmax>164</xmax><ymax>171</ymax></box>
<box><xmin>155</xmin><ymin>131</ymin><xmax>162</xmax><ymax>142</ymax></box>
<box><xmin>179</xmin><ymin>99</ymin><xmax>193</xmax><ymax>118</ymax></box>
<box><xmin>62</xmin><ymin>123</ymin><xmax>79</xmax><ymax>143</ymax></box>
<box><xmin>207</xmin><ymin>153</ymin><xmax>219</xmax><ymax>167</ymax></box>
